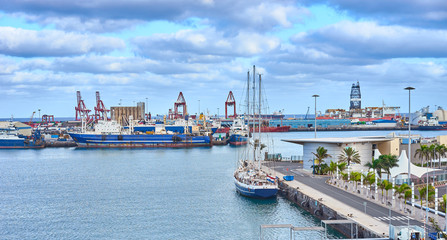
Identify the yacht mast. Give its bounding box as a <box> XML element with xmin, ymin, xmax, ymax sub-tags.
<box><xmin>252</xmin><ymin>65</ymin><xmax>256</xmax><ymax>162</ymax></box>
<box><xmin>258</xmin><ymin>73</ymin><xmax>262</xmax><ymax>168</ymax></box>
<box><xmin>247</xmin><ymin>70</ymin><xmax>250</xmax><ymax>137</ymax></box>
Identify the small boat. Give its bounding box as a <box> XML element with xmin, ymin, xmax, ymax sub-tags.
<box><xmin>228</xmin><ymin>117</ymin><xmax>248</xmax><ymax>146</ymax></box>
<box><xmin>233</xmin><ymin>66</ymin><xmax>278</xmax><ymax>199</ymax></box>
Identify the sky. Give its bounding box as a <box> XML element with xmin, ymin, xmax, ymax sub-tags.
<box><xmin>0</xmin><ymin>0</ymin><xmax>446</xmax><ymax>118</ymax></box>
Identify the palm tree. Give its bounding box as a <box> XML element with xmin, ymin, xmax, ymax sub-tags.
<box><xmin>338</xmin><ymin>147</ymin><xmax>361</xmax><ymax>166</ymax></box>
<box><xmin>319</xmin><ymin>163</ymin><xmax>329</xmax><ymax>175</ymax></box>
<box><xmin>415</xmin><ymin>144</ymin><xmax>431</xmax><ymax>167</ymax></box>
<box><xmin>364</xmin><ymin>172</ymin><xmax>375</xmax><ymax>198</ymax></box>
<box><xmin>378</xmin><ymin>180</ymin><xmax>387</xmax><ymax>203</ymax></box>
<box><xmin>404</xmin><ymin>189</ymin><xmax>417</xmax><ymax>213</ymax></box>
<box><xmin>351</xmin><ymin>171</ymin><xmax>362</xmax><ymax>191</ymax></box>
<box><xmin>394</xmin><ymin>184</ymin><xmax>411</xmax><ymax>210</ymax></box>
<box><xmin>378</xmin><ymin>154</ymin><xmax>399</xmax><ymax>180</ymax></box>
<box><xmin>365</xmin><ymin>158</ymin><xmax>383</xmax><ymax>179</ymax></box>
<box><xmin>384</xmin><ymin>180</ymin><xmax>393</xmax><ymax>203</ymax></box>
<box><xmin>435</xmin><ymin>144</ymin><xmax>447</xmax><ymax>167</ymax></box>
<box><xmin>340</xmin><ymin>172</ymin><xmax>349</xmax><ymax>181</ymax></box>
<box><xmin>429</xmin><ymin>144</ymin><xmax>438</xmax><ymax>168</ymax></box>
<box><xmin>418</xmin><ymin>185</ymin><xmax>435</xmax><ymax>207</ymax></box>
<box><xmin>328</xmin><ymin>161</ymin><xmax>338</xmax><ymax>178</ymax></box>
<box><xmin>440</xmin><ymin>194</ymin><xmax>447</xmax><ymax>213</ymax></box>
<box><xmin>312</xmin><ymin>146</ymin><xmax>331</xmax><ymax>175</ymax></box>
<box><xmin>337</xmin><ymin>162</ymin><xmax>347</xmax><ymax>173</ymax></box>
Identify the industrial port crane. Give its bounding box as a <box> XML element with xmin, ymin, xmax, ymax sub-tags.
<box><xmin>173</xmin><ymin>92</ymin><xmax>187</xmax><ymax>119</ymax></box>
<box><xmin>75</xmin><ymin>91</ymin><xmax>91</xmax><ymax>121</ymax></box>
<box><xmin>94</xmin><ymin>91</ymin><xmax>110</xmax><ymax>121</ymax></box>
<box><xmin>225</xmin><ymin>91</ymin><xmax>236</xmax><ymax>119</ymax></box>
<box><xmin>29</xmin><ymin>111</ymin><xmax>35</xmax><ymax>125</ymax></box>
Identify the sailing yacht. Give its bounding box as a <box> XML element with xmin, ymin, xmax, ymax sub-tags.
<box><xmin>233</xmin><ymin>66</ymin><xmax>278</xmax><ymax>198</ymax></box>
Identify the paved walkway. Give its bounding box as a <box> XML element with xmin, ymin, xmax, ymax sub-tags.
<box><xmin>262</xmin><ymin>162</ymin><xmax>446</xmax><ymax>238</ymax></box>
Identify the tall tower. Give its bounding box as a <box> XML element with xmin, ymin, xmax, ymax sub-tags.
<box><xmin>350</xmin><ymin>81</ymin><xmax>361</xmax><ymax>110</ymax></box>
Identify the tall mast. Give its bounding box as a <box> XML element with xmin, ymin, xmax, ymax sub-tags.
<box><xmin>258</xmin><ymin>73</ymin><xmax>262</xmax><ymax>167</ymax></box>
<box><xmin>247</xmin><ymin>70</ymin><xmax>250</xmax><ymax>134</ymax></box>
<box><xmin>252</xmin><ymin>65</ymin><xmax>256</xmax><ymax>162</ymax></box>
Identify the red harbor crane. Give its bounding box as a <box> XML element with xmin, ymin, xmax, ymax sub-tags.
<box><xmin>42</xmin><ymin>114</ymin><xmax>54</xmax><ymax>125</ymax></box>
<box><xmin>94</xmin><ymin>91</ymin><xmax>110</xmax><ymax>121</ymax></box>
<box><xmin>225</xmin><ymin>91</ymin><xmax>237</xmax><ymax>119</ymax></box>
<box><xmin>28</xmin><ymin>111</ymin><xmax>36</xmax><ymax>125</ymax></box>
<box><xmin>174</xmin><ymin>92</ymin><xmax>187</xmax><ymax>119</ymax></box>
<box><xmin>75</xmin><ymin>91</ymin><xmax>91</xmax><ymax>121</ymax></box>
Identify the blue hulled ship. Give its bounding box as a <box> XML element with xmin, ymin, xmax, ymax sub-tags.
<box><xmin>69</xmin><ymin>120</ymin><xmax>212</xmax><ymax>148</ymax></box>
<box><xmin>0</xmin><ymin>122</ymin><xmax>45</xmax><ymax>149</ymax></box>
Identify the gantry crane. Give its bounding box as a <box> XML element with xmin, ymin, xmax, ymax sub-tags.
<box><xmin>174</xmin><ymin>92</ymin><xmax>187</xmax><ymax>119</ymax></box>
<box><xmin>225</xmin><ymin>91</ymin><xmax>236</xmax><ymax>119</ymax></box>
<box><xmin>94</xmin><ymin>91</ymin><xmax>110</xmax><ymax>121</ymax></box>
<box><xmin>75</xmin><ymin>91</ymin><xmax>91</xmax><ymax>121</ymax></box>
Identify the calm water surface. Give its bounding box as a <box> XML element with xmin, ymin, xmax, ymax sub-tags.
<box><xmin>0</xmin><ymin>130</ymin><xmax>443</xmax><ymax>239</ymax></box>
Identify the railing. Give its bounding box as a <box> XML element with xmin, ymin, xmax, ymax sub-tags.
<box><xmin>267</xmin><ymin>155</ymin><xmax>302</xmax><ymax>161</ymax></box>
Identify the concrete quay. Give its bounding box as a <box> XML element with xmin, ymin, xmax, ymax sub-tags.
<box><xmin>263</xmin><ymin>162</ymin><xmax>445</xmax><ymax>239</ymax></box>
<box><xmin>264</xmin><ymin>165</ymin><xmax>387</xmax><ymax>238</ymax></box>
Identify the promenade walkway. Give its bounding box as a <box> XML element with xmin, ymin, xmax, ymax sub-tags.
<box><xmin>263</xmin><ymin>162</ymin><xmax>446</xmax><ymax>238</ymax></box>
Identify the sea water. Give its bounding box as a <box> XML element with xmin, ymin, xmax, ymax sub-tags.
<box><xmin>0</xmin><ymin>130</ymin><xmax>443</xmax><ymax>239</ymax></box>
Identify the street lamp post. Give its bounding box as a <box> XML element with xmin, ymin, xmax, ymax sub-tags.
<box><xmin>217</xmin><ymin>108</ymin><xmax>219</xmax><ymax>118</ymax></box>
<box><xmin>404</xmin><ymin>87</ymin><xmax>415</xmax><ymax>184</ymax></box>
<box><xmin>312</xmin><ymin>95</ymin><xmax>319</xmax><ymax>138</ymax></box>
<box><xmin>198</xmin><ymin>100</ymin><xmax>200</xmax><ymax>115</ymax></box>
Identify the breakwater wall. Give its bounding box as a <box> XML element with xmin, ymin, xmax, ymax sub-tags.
<box><xmin>279</xmin><ymin>181</ymin><xmax>381</xmax><ymax>239</ymax></box>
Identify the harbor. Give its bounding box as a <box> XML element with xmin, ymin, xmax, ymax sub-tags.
<box><xmin>1</xmin><ymin>130</ymin><xmax>447</xmax><ymax>239</ymax></box>
<box><xmin>2</xmin><ymin>80</ymin><xmax>447</xmax><ymax>239</ymax></box>
<box><xmin>2</xmin><ymin>0</ymin><xmax>447</xmax><ymax>239</ymax></box>
<box><xmin>2</xmin><ymin>83</ymin><xmax>447</xmax><ymax>239</ymax></box>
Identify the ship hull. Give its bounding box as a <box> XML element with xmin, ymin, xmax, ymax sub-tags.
<box><xmin>0</xmin><ymin>139</ymin><xmax>45</xmax><ymax>149</ymax></box>
<box><xmin>228</xmin><ymin>134</ymin><xmax>248</xmax><ymax>146</ymax></box>
<box><xmin>251</xmin><ymin>126</ymin><xmax>290</xmax><ymax>132</ymax></box>
<box><xmin>417</xmin><ymin>125</ymin><xmax>447</xmax><ymax>131</ymax></box>
<box><xmin>234</xmin><ymin>178</ymin><xmax>278</xmax><ymax>198</ymax></box>
<box><xmin>69</xmin><ymin>133</ymin><xmax>212</xmax><ymax>148</ymax></box>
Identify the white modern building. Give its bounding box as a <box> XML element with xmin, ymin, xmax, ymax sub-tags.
<box><xmin>283</xmin><ymin>134</ymin><xmax>447</xmax><ymax>182</ymax></box>
<box><xmin>283</xmin><ymin>135</ymin><xmax>400</xmax><ymax>172</ymax></box>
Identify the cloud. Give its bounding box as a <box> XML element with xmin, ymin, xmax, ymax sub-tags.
<box><xmin>0</xmin><ymin>27</ymin><xmax>125</xmax><ymax>57</ymax></box>
<box><xmin>0</xmin><ymin>56</ymin><xmax>20</xmax><ymax>74</ymax></box>
<box><xmin>21</xmin><ymin>15</ymin><xmax>144</xmax><ymax>33</ymax></box>
<box><xmin>132</xmin><ymin>28</ymin><xmax>280</xmax><ymax>62</ymax></box>
<box><xmin>289</xmin><ymin>21</ymin><xmax>447</xmax><ymax>60</ymax></box>
<box><xmin>0</xmin><ymin>0</ymin><xmax>307</xmax><ymax>33</ymax></box>
<box><xmin>48</xmin><ymin>56</ymin><xmax>207</xmax><ymax>75</ymax></box>
<box><xmin>303</xmin><ymin>0</ymin><xmax>447</xmax><ymax>29</ymax></box>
